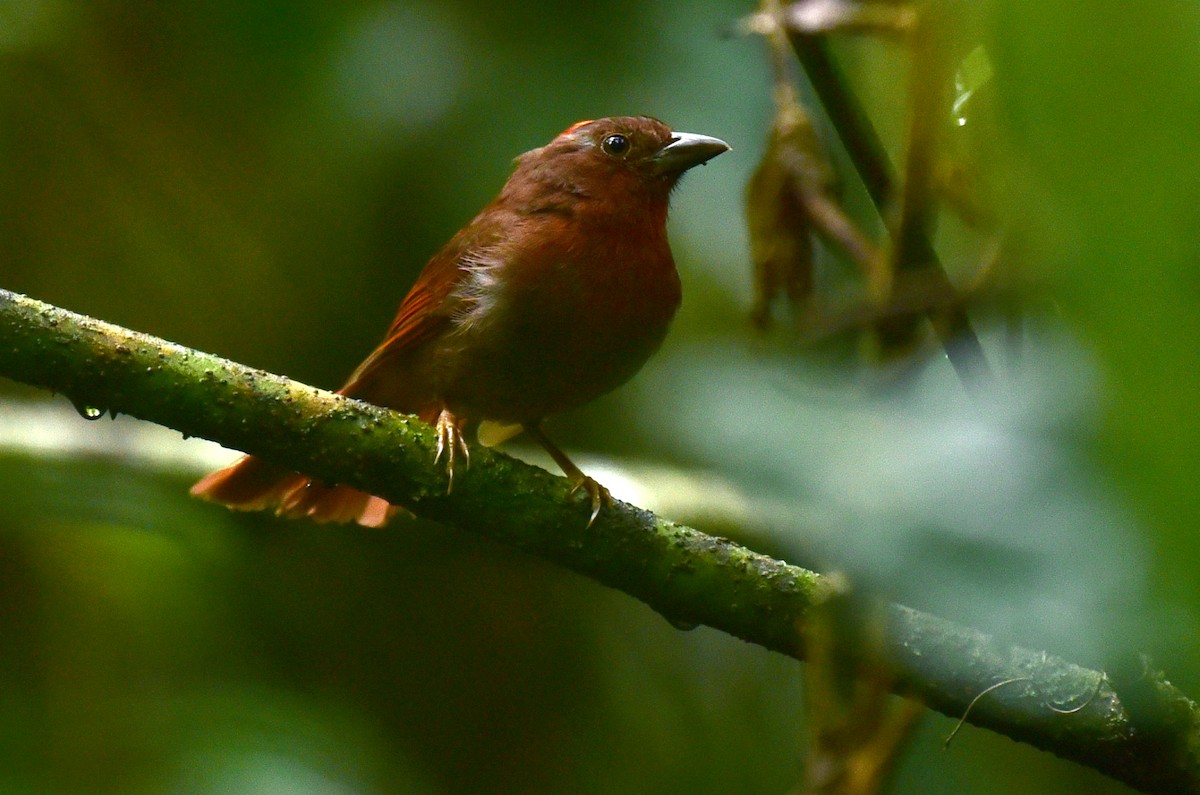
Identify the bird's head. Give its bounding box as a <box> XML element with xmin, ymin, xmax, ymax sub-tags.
<box><xmin>505</xmin><ymin>116</ymin><xmax>729</xmax><ymax>213</ymax></box>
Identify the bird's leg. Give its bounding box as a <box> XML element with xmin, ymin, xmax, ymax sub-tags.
<box><xmin>434</xmin><ymin>409</ymin><xmax>469</xmax><ymax>493</ymax></box>
<box><xmin>522</xmin><ymin>421</ymin><xmax>610</xmax><ymax>526</ymax></box>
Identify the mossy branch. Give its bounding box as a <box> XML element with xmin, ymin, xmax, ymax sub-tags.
<box><xmin>1</xmin><ymin>288</ymin><xmax>1198</xmax><ymax>793</ymax></box>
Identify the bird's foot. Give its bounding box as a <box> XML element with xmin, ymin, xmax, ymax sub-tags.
<box><xmin>522</xmin><ymin>421</ymin><xmax>611</xmax><ymax>525</ymax></box>
<box><xmin>434</xmin><ymin>409</ymin><xmax>469</xmax><ymax>493</ymax></box>
<box><xmin>569</xmin><ymin>474</ymin><xmax>611</xmax><ymax>528</ymax></box>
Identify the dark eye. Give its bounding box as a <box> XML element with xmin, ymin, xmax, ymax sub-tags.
<box><xmin>601</xmin><ymin>134</ymin><xmax>630</xmax><ymax>156</ymax></box>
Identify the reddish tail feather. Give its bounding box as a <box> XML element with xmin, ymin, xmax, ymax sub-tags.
<box><xmin>190</xmin><ymin>370</ymin><xmax>437</xmax><ymax>527</ymax></box>
<box><xmin>190</xmin><ymin>453</ymin><xmax>397</xmax><ymax>528</ymax></box>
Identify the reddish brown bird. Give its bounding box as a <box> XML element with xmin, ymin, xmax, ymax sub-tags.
<box><xmin>192</xmin><ymin>116</ymin><xmax>729</xmax><ymax>526</ymax></box>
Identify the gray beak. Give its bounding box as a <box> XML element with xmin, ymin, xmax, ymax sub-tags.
<box><xmin>651</xmin><ymin>131</ymin><xmax>731</xmax><ymax>175</ymax></box>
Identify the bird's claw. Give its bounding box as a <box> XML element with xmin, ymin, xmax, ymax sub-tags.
<box><xmin>521</xmin><ymin>422</ymin><xmax>610</xmax><ymax>526</ymax></box>
<box><xmin>434</xmin><ymin>410</ymin><xmax>469</xmax><ymax>493</ymax></box>
<box><xmin>570</xmin><ymin>475</ymin><xmax>611</xmax><ymax>527</ymax></box>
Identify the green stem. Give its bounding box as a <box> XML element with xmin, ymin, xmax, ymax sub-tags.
<box><xmin>788</xmin><ymin>30</ymin><xmax>991</xmax><ymax>386</ymax></box>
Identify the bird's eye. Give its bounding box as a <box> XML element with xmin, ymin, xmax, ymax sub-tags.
<box><xmin>601</xmin><ymin>134</ymin><xmax>630</xmax><ymax>157</ymax></box>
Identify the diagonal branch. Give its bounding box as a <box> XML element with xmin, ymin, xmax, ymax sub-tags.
<box><xmin>787</xmin><ymin>28</ymin><xmax>992</xmax><ymax>386</ymax></box>
<box><xmin>1</xmin><ymin>287</ymin><xmax>1198</xmax><ymax>793</ymax></box>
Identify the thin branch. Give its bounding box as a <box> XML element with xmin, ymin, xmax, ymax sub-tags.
<box><xmin>1</xmin><ymin>288</ymin><xmax>1198</xmax><ymax>794</ymax></box>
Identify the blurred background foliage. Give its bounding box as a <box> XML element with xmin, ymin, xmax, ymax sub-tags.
<box><xmin>1</xmin><ymin>0</ymin><xmax>1197</xmax><ymax>792</ymax></box>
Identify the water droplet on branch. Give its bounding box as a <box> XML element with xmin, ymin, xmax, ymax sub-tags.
<box><xmin>70</xmin><ymin>398</ymin><xmax>104</xmax><ymax>421</ymax></box>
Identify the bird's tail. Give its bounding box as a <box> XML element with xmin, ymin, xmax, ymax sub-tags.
<box><xmin>190</xmin><ymin>454</ymin><xmax>398</xmax><ymax>527</ymax></box>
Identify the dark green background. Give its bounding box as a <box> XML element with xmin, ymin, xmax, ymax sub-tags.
<box><xmin>2</xmin><ymin>1</ymin><xmax>1197</xmax><ymax>792</ymax></box>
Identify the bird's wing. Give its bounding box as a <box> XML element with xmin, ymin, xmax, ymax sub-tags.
<box><xmin>339</xmin><ymin>217</ymin><xmax>500</xmax><ymax>398</ymax></box>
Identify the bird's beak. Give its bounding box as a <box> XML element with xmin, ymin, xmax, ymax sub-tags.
<box><xmin>651</xmin><ymin>131</ymin><xmax>731</xmax><ymax>175</ymax></box>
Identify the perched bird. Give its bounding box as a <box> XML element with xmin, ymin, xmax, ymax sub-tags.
<box><xmin>192</xmin><ymin>116</ymin><xmax>729</xmax><ymax>526</ymax></box>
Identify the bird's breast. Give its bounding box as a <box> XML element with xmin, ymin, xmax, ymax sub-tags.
<box><xmin>437</xmin><ymin>216</ymin><xmax>681</xmax><ymax>422</ymax></box>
